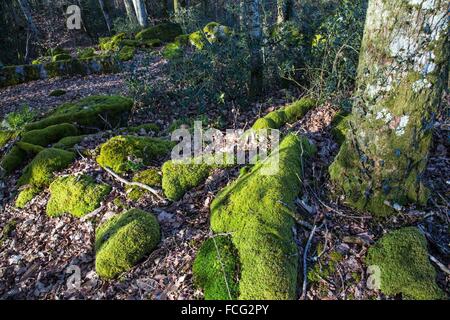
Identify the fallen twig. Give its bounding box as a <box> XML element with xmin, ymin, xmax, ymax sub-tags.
<box><xmin>104</xmin><ymin>167</ymin><xmax>167</xmax><ymax>203</ymax></box>
<box><xmin>301</xmin><ymin>224</ymin><xmax>318</xmax><ymax>300</ymax></box>
<box><xmin>429</xmin><ymin>254</ymin><xmax>450</xmax><ymax>275</ymax></box>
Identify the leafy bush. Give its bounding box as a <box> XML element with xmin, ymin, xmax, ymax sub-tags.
<box><xmin>1</xmin><ymin>105</ymin><xmax>37</xmax><ymax>130</ymax></box>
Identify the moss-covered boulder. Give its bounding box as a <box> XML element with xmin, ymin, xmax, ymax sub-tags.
<box><xmin>16</xmin><ymin>142</ymin><xmax>45</xmax><ymax>155</ymax></box>
<box><xmin>96</xmin><ymin>135</ymin><xmax>174</xmax><ymax>174</ymax></box>
<box><xmin>135</xmin><ymin>23</ymin><xmax>182</xmax><ymax>43</ymax></box>
<box><xmin>331</xmin><ymin>111</ymin><xmax>351</xmax><ymax>146</ymax></box>
<box><xmin>99</xmin><ymin>33</ymin><xmax>126</xmax><ymax>52</ymax></box>
<box><xmin>366</xmin><ymin>227</ymin><xmax>445</xmax><ymax>300</ymax></box>
<box><xmin>189</xmin><ymin>31</ymin><xmax>205</xmax><ymax>50</ymax></box>
<box><xmin>21</xmin><ymin>123</ymin><xmax>78</xmax><ymax>147</ymax></box>
<box><xmin>95</xmin><ymin>208</ymin><xmax>160</xmax><ymax>279</ymax></box>
<box><xmin>193</xmin><ymin>235</ymin><xmax>239</xmax><ymax>300</ymax></box>
<box><xmin>162</xmin><ymin>42</ymin><xmax>184</xmax><ymax>60</ymax></box>
<box><xmin>52</xmin><ymin>54</ymin><xmax>72</xmax><ymax>62</ymax></box>
<box><xmin>78</xmin><ymin>48</ymin><xmax>96</xmax><ymax>60</ymax></box>
<box><xmin>47</xmin><ymin>174</ymin><xmax>111</xmax><ymax>218</ymax></box>
<box><xmin>118</xmin><ymin>46</ymin><xmax>135</xmax><ymax>61</ymax></box>
<box><xmin>283</xmin><ymin>98</ymin><xmax>316</xmax><ymax>122</ymax></box>
<box><xmin>210</xmin><ymin>134</ymin><xmax>316</xmax><ymax>299</ymax></box>
<box><xmin>17</xmin><ymin>148</ymin><xmax>76</xmax><ymax>188</ymax></box>
<box><xmin>126</xmin><ymin>169</ymin><xmax>162</xmax><ymax>201</ymax></box>
<box><xmin>49</xmin><ymin>89</ymin><xmax>67</xmax><ymax>97</ymax></box>
<box><xmin>203</xmin><ymin>22</ymin><xmax>232</xmax><ymax>42</ymax></box>
<box><xmin>15</xmin><ymin>185</ymin><xmax>40</xmax><ymax>209</ymax></box>
<box><xmin>0</xmin><ymin>130</ymin><xmax>17</xmax><ymax>148</ymax></box>
<box><xmin>0</xmin><ymin>146</ymin><xmax>27</xmax><ymax>174</ymax></box>
<box><xmin>53</xmin><ymin>135</ymin><xmax>87</xmax><ymax>149</ymax></box>
<box><xmin>24</xmin><ymin>96</ymin><xmax>133</xmax><ymax>131</ymax></box>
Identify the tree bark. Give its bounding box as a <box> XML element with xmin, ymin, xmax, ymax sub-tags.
<box><xmin>16</xmin><ymin>0</ymin><xmax>38</xmax><ymax>36</ymax></box>
<box><xmin>245</xmin><ymin>0</ymin><xmax>263</xmax><ymax>98</ymax></box>
<box><xmin>132</xmin><ymin>0</ymin><xmax>149</xmax><ymax>27</ymax></box>
<box><xmin>329</xmin><ymin>0</ymin><xmax>449</xmax><ymax>216</ymax></box>
<box><xmin>98</xmin><ymin>0</ymin><xmax>112</xmax><ymax>34</ymax></box>
<box><xmin>276</xmin><ymin>0</ymin><xmax>291</xmax><ymax>24</ymax></box>
<box><xmin>123</xmin><ymin>0</ymin><xmax>137</xmax><ymax>23</ymax></box>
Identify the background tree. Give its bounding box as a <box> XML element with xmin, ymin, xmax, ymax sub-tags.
<box><xmin>132</xmin><ymin>0</ymin><xmax>149</xmax><ymax>27</ymax></box>
<box><xmin>245</xmin><ymin>0</ymin><xmax>263</xmax><ymax>97</ymax></box>
<box><xmin>329</xmin><ymin>0</ymin><xmax>449</xmax><ymax>216</ymax></box>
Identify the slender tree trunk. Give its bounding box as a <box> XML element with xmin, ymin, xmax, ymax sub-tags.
<box><xmin>98</xmin><ymin>0</ymin><xmax>112</xmax><ymax>34</ymax></box>
<box><xmin>245</xmin><ymin>0</ymin><xmax>263</xmax><ymax>97</ymax></box>
<box><xmin>123</xmin><ymin>0</ymin><xmax>137</xmax><ymax>23</ymax></box>
<box><xmin>276</xmin><ymin>0</ymin><xmax>291</xmax><ymax>24</ymax></box>
<box><xmin>132</xmin><ymin>0</ymin><xmax>149</xmax><ymax>27</ymax></box>
<box><xmin>17</xmin><ymin>0</ymin><xmax>38</xmax><ymax>35</ymax></box>
<box><xmin>329</xmin><ymin>0</ymin><xmax>449</xmax><ymax>216</ymax></box>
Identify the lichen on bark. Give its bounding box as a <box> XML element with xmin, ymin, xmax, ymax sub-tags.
<box><xmin>329</xmin><ymin>0</ymin><xmax>449</xmax><ymax>216</ymax></box>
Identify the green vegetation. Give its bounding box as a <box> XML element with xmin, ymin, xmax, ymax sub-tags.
<box><xmin>210</xmin><ymin>134</ymin><xmax>316</xmax><ymax>299</ymax></box>
<box><xmin>2</xmin><ymin>105</ymin><xmax>37</xmax><ymax>130</ymax></box>
<box><xmin>53</xmin><ymin>135</ymin><xmax>87</xmax><ymax>149</ymax></box>
<box><xmin>17</xmin><ymin>148</ymin><xmax>75</xmax><ymax>188</ymax></box>
<box><xmin>331</xmin><ymin>111</ymin><xmax>351</xmax><ymax>145</ymax></box>
<box><xmin>52</xmin><ymin>54</ymin><xmax>71</xmax><ymax>62</ymax></box>
<box><xmin>99</xmin><ymin>33</ymin><xmax>126</xmax><ymax>52</ymax></box>
<box><xmin>97</xmin><ymin>135</ymin><xmax>174</xmax><ymax>174</ymax></box>
<box><xmin>126</xmin><ymin>169</ymin><xmax>162</xmax><ymax>201</ymax></box>
<box><xmin>0</xmin><ymin>146</ymin><xmax>27</xmax><ymax>174</ymax></box>
<box><xmin>77</xmin><ymin>48</ymin><xmax>96</xmax><ymax>60</ymax></box>
<box><xmin>308</xmin><ymin>247</ymin><xmax>343</xmax><ymax>283</ymax></box>
<box><xmin>21</xmin><ymin>123</ymin><xmax>78</xmax><ymax>147</ymax></box>
<box><xmin>118</xmin><ymin>46</ymin><xmax>135</xmax><ymax>61</ymax></box>
<box><xmin>24</xmin><ymin>95</ymin><xmax>133</xmax><ymax>131</ymax></box>
<box><xmin>0</xmin><ymin>130</ymin><xmax>17</xmax><ymax>148</ymax></box>
<box><xmin>135</xmin><ymin>23</ymin><xmax>182</xmax><ymax>42</ymax></box>
<box><xmin>366</xmin><ymin>227</ymin><xmax>445</xmax><ymax>300</ymax></box>
<box><xmin>47</xmin><ymin>175</ymin><xmax>111</xmax><ymax>218</ymax></box>
<box><xmin>95</xmin><ymin>209</ymin><xmax>161</xmax><ymax>279</ymax></box>
<box><xmin>49</xmin><ymin>89</ymin><xmax>67</xmax><ymax>97</ymax></box>
<box><xmin>15</xmin><ymin>185</ymin><xmax>40</xmax><ymax>208</ymax></box>
<box><xmin>16</xmin><ymin>142</ymin><xmax>44</xmax><ymax>155</ymax></box>
<box><xmin>193</xmin><ymin>235</ymin><xmax>239</xmax><ymax>300</ymax></box>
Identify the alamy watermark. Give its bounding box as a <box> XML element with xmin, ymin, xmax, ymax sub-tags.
<box><xmin>66</xmin><ymin>5</ymin><xmax>81</xmax><ymax>30</ymax></box>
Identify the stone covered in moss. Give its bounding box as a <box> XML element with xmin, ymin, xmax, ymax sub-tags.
<box><xmin>17</xmin><ymin>148</ymin><xmax>75</xmax><ymax>188</ymax></box>
<box><xmin>283</xmin><ymin>98</ymin><xmax>316</xmax><ymax>122</ymax></box>
<box><xmin>53</xmin><ymin>135</ymin><xmax>87</xmax><ymax>149</ymax></box>
<box><xmin>15</xmin><ymin>185</ymin><xmax>40</xmax><ymax>209</ymax></box>
<box><xmin>16</xmin><ymin>142</ymin><xmax>44</xmax><ymax>155</ymax></box>
<box><xmin>162</xmin><ymin>42</ymin><xmax>183</xmax><ymax>60</ymax></box>
<box><xmin>0</xmin><ymin>130</ymin><xmax>16</xmax><ymax>148</ymax></box>
<box><xmin>95</xmin><ymin>208</ymin><xmax>160</xmax><ymax>279</ymax></box>
<box><xmin>78</xmin><ymin>48</ymin><xmax>96</xmax><ymax>60</ymax></box>
<box><xmin>0</xmin><ymin>146</ymin><xmax>27</xmax><ymax>174</ymax></box>
<box><xmin>24</xmin><ymin>96</ymin><xmax>133</xmax><ymax>131</ymax></box>
<box><xmin>331</xmin><ymin>111</ymin><xmax>351</xmax><ymax>145</ymax></box>
<box><xmin>97</xmin><ymin>135</ymin><xmax>174</xmax><ymax>174</ymax></box>
<box><xmin>118</xmin><ymin>46</ymin><xmax>135</xmax><ymax>61</ymax></box>
<box><xmin>49</xmin><ymin>89</ymin><xmax>67</xmax><ymax>97</ymax></box>
<box><xmin>47</xmin><ymin>174</ymin><xmax>111</xmax><ymax>218</ymax></box>
<box><xmin>126</xmin><ymin>169</ymin><xmax>162</xmax><ymax>201</ymax></box>
<box><xmin>189</xmin><ymin>31</ymin><xmax>205</xmax><ymax>50</ymax></box>
<box><xmin>193</xmin><ymin>235</ymin><xmax>239</xmax><ymax>300</ymax></box>
<box><xmin>135</xmin><ymin>23</ymin><xmax>182</xmax><ymax>43</ymax></box>
<box><xmin>203</xmin><ymin>22</ymin><xmax>231</xmax><ymax>42</ymax></box>
<box><xmin>99</xmin><ymin>33</ymin><xmax>126</xmax><ymax>52</ymax></box>
<box><xmin>211</xmin><ymin>134</ymin><xmax>316</xmax><ymax>299</ymax></box>
<box><xmin>366</xmin><ymin>227</ymin><xmax>445</xmax><ymax>300</ymax></box>
<box><xmin>52</xmin><ymin>54</ymin><xmax>72</xmax><ymax>62</ymax></box>
<box><xmin>127</xmin><ymin>123</ymin><xmax>160</xmax><ymax>134</ymax></box>
<box><xmin>21</xmin><ymin>123</ymin><xmax>78</xmax><ymax>147</ymax></box>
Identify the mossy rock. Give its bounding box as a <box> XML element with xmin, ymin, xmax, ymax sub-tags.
<box><xmin>251</xmin><ymin>117</ymin><xmax>277</xmax><ymax>130</ymax></box>
<box><xmin>17</xmin><ymin>148</ymin><xmax>76</xmax><ymax>188</ymax></box>
<box><xmin>264</xmin><ymin>110</ymin><xmax>287</xmax><ymax>129</ymax></box>
<box><xmin>284</xmin><ymin>98</ymin><xmax>316</xmax><ymax>122</ymax></box>
<box><xmin>210</xmin><ymin>134</ymin><xmax>316</xmax><ymax>299</ymax></box>
<box><xmin>135</xmin><ymin>23</ymin><xmax>182</xmax><ymax>43</ymax></box>
<box><xmin>96</xmin><ymin>135</ymin><xmax>174</xmax><ymax>174</ymax></box>
<box><xmin>47</xmin><ymin>174</ymin><xmax>111</xmax><ymax>218</ymax></box>
<box><xmin>118</xmin><ymin>46</ymin><xmax>136</xmax><ymax>61</ymax></box>
<box><xmin>162</xmin><ymin>42</ymin><xmax>183</xmax><ymax>60</ymax></box>
<box><xmin>24</xmin><ymin>95</ymin><xmax>133</xmax><ymax>131</ymax></box>
<box><xmin>189</xmin><ymin>31</ymin><xmax>206</xmax><ymax>50</ymax></box>
<box><xmin>193</xmin><ymin>235</ymin><xmax>239</xmax><ymax>300</ymax></box>
<box><xmin>174</xmin><ymin>34</ymin><xmax>189</xmax><ymax>46</ymax></box>
<box><xmin>16</xmin><ymin>142</ymin><xmax>45</xmax><ymax>155</ymax></box>
<box><xmin>331</xmin><ymin>111</ymin><xmax>351</xmax><ymax>146</ymax></box>
<box><xmin>21</xmin><ymin>123</ymin><xmax>78</xmax><ymax>147</ymax></box>
<box><xmin>99</xmin><ymin>33</ymin><xmax>126</xmax><ymax>52</ymax></box>
<box><xmin>0</xmin><ymin>146</ymin><xmax>27</xmax><ymax>174</ymax></box>
<box><xmin>78</xmin><ymin>48</ymin><xmax>96</xmax><ymax>60</ymax></box>
<box><xmin>162</xmin><ymin>159</ymin><xmax>211</xmax><ymax>201</ymax></box>
<box><xmin>203</xmin><ymin>22</ymin><xmax>232</xmax><ymax>42</ymax></box>
<box><xmin>127</xmin><ymin>123</ymin><xmax>160</xmax><ymax>134</ymax></box>
<box><xmin>52</xmin><ymin>54</ymin><xmax>72</xmax><ymax>62</ymax></box>
<box><xmin>366</xmin><ymin>227</ymin><xmax>445</xmax><ymax>300</ymax></box>
<box><xmin>49</xmin><ymin>89</ymin><xmax>67</xmax><ymax>97</ymax></box>
<box><xmin>126</xmin><ymin>169</ymin><xmax>162</xmax><ymax>201</ymax></box>
<box><xmin>15</xmin><ymin>185</ymin><xmax>40</xmax><ymax>209</ymax></box>
<box><xmin>95</xmin><ymin>208</ymin><xmax>161</xmax><ymax>279</ymax></box>
<box><xmin>0</xmin><ymin>130</ymin><xmax>17</xmax><ymax>148</ymax></box>
<box><xmin>53</xmin><ymin>135</ymin><xmax>87</xmax><ymax>149</ymax></box>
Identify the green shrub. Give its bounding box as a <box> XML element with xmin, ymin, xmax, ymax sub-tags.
<box><xmin>366</xmin><ymin>227</ymin><xmax>445</xmax><ymax>300</ymax></box>
<box><xmin>95</xmin><ymin>208</ymin><xmax>160</xmax><ymax>279</ymax></box>
<box><xmin>96</xmin><ymin>135</ymin><xmax>174</xmax><ymax>174</ymax></box>
<box><xmin>135</xmin><ymin>23</ymin><xmax>182</xmax><ymax>42</ymax></box>
<box><xmin>1</xmin><ymin>105</ymin><xmax>37</xmax><ymax>130</ymax></box>
<box><xmin>15</xmin><ymin>185</ymin><xmax>40</xmax><ymax>208</ymax></box>
<box><xmin>17</xmin><ymin>148</ymin><xmax>76</xmax><ymax>188</ymax></box>
<box><xmin>21</xmin><ymin>123</ymin><xmax>78</xmax><ymax>147</ymax></box>
<box><xmin>210</xmin><ymin>134</ymin><xmax>316</xmax><ymax>299</ymax></box>
<box><xmin>24</xmin><ymin>95</ymin><xmax>133</xmax><ymax>131</ymax></box>
<box><xmin>126</xmin><ymin>169</ymin><xmax>162</xmax><ymax>201</ymax></box>
<box><xmin>193</xmin><ymin>235</ymin><xmax>239</xmax><ymax>300</ymax></box>
<box><xmin>47</xmin><ymin>175</ymin><xmax>111</xmax><ymax>218</ymax></box>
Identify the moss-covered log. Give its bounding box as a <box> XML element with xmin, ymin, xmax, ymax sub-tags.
<box><xmin>329</xmin><ymin>0</ymin><xmax>449</xmax><ymax>216</ymax></box>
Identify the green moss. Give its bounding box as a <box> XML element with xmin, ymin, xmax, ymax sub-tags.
<box><xmin>284</xmin><ymin>98</ymin><xmax>316</xmax><ymax>122</ymax></box>
<box><xmin>77</xmin><ymin>47</ymin><xmax>96</xmax><ymax>60</ymax></box>
<box><xmin>140</xmin><ymin>39</ymin><xmax>162</xmax><ymax>48</ymax></box>
<box><xmin>202</xmin><ymin>22</ymin><xmax>231</xmax><ymax>42</ymax></box>
<box><xmin>49</xmin><ymin>89</ymin><xmax>67</xmax><ymax>97</ymax></box>
<box><xmin>17</xmin><ymin>148</ymin><xmax>76</xmax><ymax>188</ymax></box>
<box><xmin>308</xmin><ymin>247</ymin><xmax>343</xmax><ymax>283</ymax></box>
<box><xmin>189</xmin><ymin>31</ymin><xmax>206</xmax><ymax>50</ymax></box>
<box><xmin>331</xmin><ymin>111</ymin><xmax>351</xmax><ymax>145</ymax></box>
<box><xmin>21</xmin><ymin>123</ymin><xmax>78</xmax><ymax>147</ymax></box>
<box><xmin>95</xmin><ymin>208</ymin><xmax>161</xmax><ymax>279</ymax></box>
<box><xmin>127</xmin><ymin>123</ymin><xmax>160</xmax><ymax>133</ymax></box>
<box><xmin>264</xmin><ymin>110</ymin><xmax>287</xmax><ymax>129</ymax></box>
<box><xmin>0</xmin><ymin>130</ymin><xmax>16</xmax><ymax>148</ymax></box>
<box><xmin>16</xmin><ymin>142</ymin><xmax>45</xmax><ymax>155</ymax></box>
<box><xmin>96</xmin><ymin>135</ymin><xmax>174</xmax><ymax>174</ymax></box>
<box><xmin>99</xmin><ymin>33</ymin><xmax>126</xmax><ymax>52</ymax></box>
<box><xmin>121</xmin><ymin>39</ymin><xmax>140</xmax><ymax>47</ymax></box>
<box><xmin>126</xmin><ymin>169</ymin><xmax>162</xmax><ymax>201</ymax></box>
<box><xmin>15</xmin><ymin>185</ymin><xmax>40</xmax><ymax>209</ymax></box>
<box><xmin>162</xmin><ymin>159</ymin><xmax>211</xmax><ymax>201</ymax></box>
<box><xmin>210</xmin><ymin>134</ymin><xmax>316</xmax><ymax>299</ymax></box>
<box><xmin>118</xmin><ymin>46</ymin><xmax>135</xmax><ymax>61</ymax></box>
<box><xmin>52</xmin><ymin>54</ymin><xmax>72</xmax><ymax>62</ymax></box>
<box><xmin>135</xmin><ymin>23</ymin><xmax>182</xmax><ymax>43</ymax></box>
<box><xmin>366</xmin><ymin>227</ymin><xmax>445</xmax><ymax>300</ymax></box>
<box><xmin>162</xmin><ymin>42</ymin><xmax>183</xmax><ymax>59</ymax></box>
<box><xmin>24</xmin><ymin>95</ymin><xmax>133</xmax><ymax>131</ymax></box>
<box><xmin>175</xmin><ymin>34</ymin><xmax>189</xmax><ymax>46</ymax></box>
<box><xmin>47</xmin><ymin>174</ymin><xmax>111</xmax><ymax>218</ymax></box>
<box><xmin>193</xmin><ymin>235</ymin><xmax>239</xmax><ymax>300</ymax></box>
<box><xmin>251</xmin><ymin>117</ymin><xmax>277</xmax><ymax>130</ymax></box>
<box><xmin>0</xmin><ymin>146</ymin><xmax>27</xmax><ymax>174</ymax></box>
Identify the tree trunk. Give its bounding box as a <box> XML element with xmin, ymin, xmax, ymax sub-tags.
<box><xmin>132</xmin><ymin>0</ymin><xmax>149</xmax><ymax>27</ymax></box>
<box><xmin>276</xmin><ymin>0</ymin><xmax>291</xmax><ymax>24</ymax></box>
<box><xmin>245</xmin><ymin>0</ymin><xmax>263</xmax><ymax>98</ymax></box>
<box><xmin>98</xmin><ymin>0</ymin><xmax>112</xmax><ymax>34</ymax></box>
<box><xmin>17</xmin><ymin>0</ymin><xmax>38</xmax><ymax>36</ymax></box>
<box><xmin>123</xmin><ymin>0</ymin><xmax>137</xmax><ymax>23</ymax></box>
<box><xmin>329</xmin><ymin>0</ymin><xmax>449</xmax><ymax>216</ymax></box>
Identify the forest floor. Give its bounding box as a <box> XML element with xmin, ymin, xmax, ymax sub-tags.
<box><xmin>0</xmin><ymin>51</ymin><xmax>448</xmax><ymax>300</ymax></box>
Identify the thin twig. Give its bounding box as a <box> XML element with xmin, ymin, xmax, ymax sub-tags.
<box><xmin>301</xmin><ymin>224</ymin><xmax>318</xmax><ymax>300</ymax></box>
<box><xmin>103</xmin><ymin>167</ymin><xmax>166</xmax><ymax>203</ymax></box>
<box><xmin>429</xmin><ymin>254</ymin><xmax>450</xmax><ymax>275</ymax></box>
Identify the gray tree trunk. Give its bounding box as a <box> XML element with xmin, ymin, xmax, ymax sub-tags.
<box><xmin>123</xmin><ymin>0</ymin><xmax>137</xmax><ymax>23</ymax></box>
<box><xmin>132</xmin><ymin>0</ymin><xmax>149</xmax><ymax>27</ymax></box>
<box><xmin>329</xmin><ymin>0</ymin><xmax>449</xmax><ymax>216</ymax></box>
<box><xmin>98</xmin><ymin>0</ymin><xmax>112</xmax><ymax>34</ymax></box>
<box><xmin>245</xmin><ymin>0</ymin><xmax>263</xmax><ymax>97</ymax></box>
<box><xmin>276</xmin><ymin>0</ymin><xmax>291</xmax><ymax>24</ymax></box>
<box><xmin>17</xmin><ymin>0</ymin><xmax>38</xmax><ymax>35</ymax></box>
